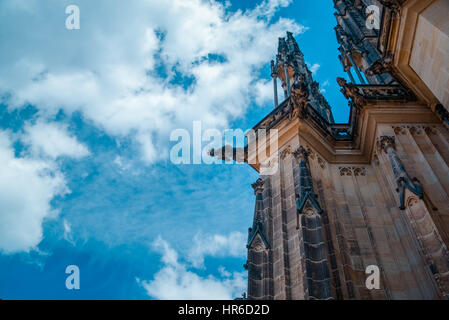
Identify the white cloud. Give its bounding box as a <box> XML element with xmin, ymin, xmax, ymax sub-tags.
<box><xmin>23</xmin><ymin>121</ymin><xmax>89</xmax><ymax>159</ymax></box>
<box><xmin>137</xmin><ymin>237</ymin><xmax>246</xmax><ymax>300</ymax></box>
<box><xmin>0</xmin><ymin>131</ymin><xmax>68</xmax><ymax>254</ymax></box>
<box><xmin>187</xmin><ymin>232</ymin><xmax>246</xmax><ymax>268</ymax></box>
<box><xmin>308</xmin><ymin>63</ymin><xmax>321</xmax><ymax>75</ymax></box>
<box><xmin>254</xmin><ymin>79</ymin><xmax>274</xmax><ymax>106</ymax></box>
<box><xmin>218</xmin><ymin>266</ymin><xmax>232</xmax><ymax>278</ymax></box>
<box><xmin>320</xmin><ymin>80</ymin><xmax>329</xmax><ymax>93</ymax></box>
<box><xmin>0</xmin><ymin>0</ymin><xmax>305</xmax><ymax>254</ymax></box>
<box><xmin>113</xmin><ymin>156</ymin><xmax>132</xmax><ymax>172</ymax></box>
<box><xmin>0</xmin><ymin>0</ymin><xmax>305</xmax><ymax>163</ymax></box>
<box><xmin>253</xmin><ymin>0</ymin><xmax>294</xmax><ymax>19</ymax></box>
<box><xmin>255</xmin><ymin>77</ymin><xmax>285</xmax><ymax>106</ymax></box>
<box><xmin>63</xmin><ymin>218</ymin><xmax>75</xmax><ymax>245</ymax></box>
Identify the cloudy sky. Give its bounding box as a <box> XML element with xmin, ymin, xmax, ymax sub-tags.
<box><xmin>0</xmin><ymin>0</ymin><xmax>350</xmax><ymax>299</ymax></box>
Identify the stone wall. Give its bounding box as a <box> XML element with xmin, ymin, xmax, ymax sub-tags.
<box><xmin>247</xmin><ymin>123</ymin><xmax>449</xmax><ymax>299</ymax></box>
<box><xmin>410</xmin><ymin>0</ymin><xmax>449</xmax><ymax>110</ymax></box>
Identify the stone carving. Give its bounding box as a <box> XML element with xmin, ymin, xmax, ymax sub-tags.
<box><xmin>299</xmin><ymin>146</ymin><xmax>326</xmax><ymax>169</ymax></box>
<box><xmin>379</xmin><ymin>0</ymin><xmax>405</xmax><ymax>10</ymax></box>
<box><xmin>290</xmin><ymin>73</ymin><xmax>311</xmax><ymax>120</ymax></box>
<box><xmin>408</xmin><ymin>126</ymin><xmax>424</xmax><ymax>136</ymax></box>
<box><xmin>305</xmin><ymin>146</ymin><xmax>315</xmax><ymax>160</ymax></box>
<box><xmin>338</xmin><ymin>77</ymin><xmax>415</xmax><ymax>104</ymax></box>
<box><xmin>393</xmin><ymin>125</ymin><xmax>428</xmax><ymax>136</ymax></box>
<box><xmin>251</xmin><ymin>178</ymin><xmax>264</xmax><ymax>195</ymax></box>
<box><xmin>250</xmin><ymin>237</ymin><xmax>266</xmax><ymax>253</ymax></box>
<box><xmin>366</xmin><ymin>57</ymin><xmax>393</xmax><ymax>76</ymax></box>
<box><xmin>280</xmin><ymin>148</ymin><xmax>290</xmax><ymax>160</ymax></box>
<box><xmin>249</xmin><ymin>92</ymin><xmax>355</xmax><ymax>143</ymax></box>
<box><xmin>339</xmin><ymin>167</ymin><xmax>366</xmax><ymax>176</ymax></box>
<box><xmin>424</xmin><ymin>126</ymin><xmax>438</xmax><ymax>136</ymax></box>
<box><xmin>317</xmin><ymin>157</ymin><xmax>326</xmax><ymax>169</ymax></box>
<box><xmin>393</xmin><ymin>126</ymin><xmax>407</xmax><ymax>135</ymax></box>
<box><xmin>353</xmin><ymin>167</ymin><xmax>366</xmax><ymax>177</ymax></box>
<box><xmin>293</xmin><ymin>146</ymin><xmax>309</xmax><ymax>163</ymax></box>
<box><xmin>407</xmin><ymin>196</ymin><xmax>419</xmax><ymax>208</ymax></box>
<box><xmin>358</xmin><ymin>85</ymin><xmax>414</xmax><ymax>101</ymax></box>
<box><xmin>378</xmin><ymin>135</ymin><xmax>396</xmax><ymax>151</ymax></box>
<box><xmin>337</xmin><ymin>77</ymin><xmax>367</xmax><ymax>106</ymax></box>
<box><xmin>339</xmin><ymin>167</ymin><xmax>353</xmax><ymax>176</ymax></box>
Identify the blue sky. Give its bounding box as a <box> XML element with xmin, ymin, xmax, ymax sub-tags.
<box><xmin>0</xmin><ymin>0</ymin><xmax>351</xmax><ymax>300</ymax></box>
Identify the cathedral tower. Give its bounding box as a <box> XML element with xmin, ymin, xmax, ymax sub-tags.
<box><xmin>213</xmin><ymin>0</ymin><xmax>449</xmax><ymax>300</ymax></box>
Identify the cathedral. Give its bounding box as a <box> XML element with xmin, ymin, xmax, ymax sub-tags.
<box><xmin>212</xmin><ymin>0</ymin><xmax>449</xmax><ymax>300</ymax></box>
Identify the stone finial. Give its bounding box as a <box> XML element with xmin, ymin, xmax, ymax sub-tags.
<box><xmin>293</xmin><ymin>146</ymin><xmax>309</xmax><ymax>162</ymax></box>
<box><xmin>378</xmin><ymin>135</ymin><xmax>396</xmax><ymax>153</ymax></box>
<box><xmin>280</xmin><ymin>146</ymin><xmax>292</xmax><ymax>160</ymax></box>
<box><xmin>270</xmin><ymin>60</ymin><xmax>276</xmax><ymax>77</ymax></box>
<box><xmin>336</xmin><ymin>77</ymin><xmax>347</xmax><ymax>88</ymax></box>
<box><xmin>251</xmin><ymin>178</ymin><xmax>264</xmax><ymax>195</ymax></box>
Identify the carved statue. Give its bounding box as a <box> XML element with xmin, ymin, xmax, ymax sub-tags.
<box><xmin>290</xmin><ymin>73</ymin><xmax>311</xmax><ymax>119</ymax></box>
<box><xmin>337</xmin><ymin>77</ymin><xmax>366</xmax><ymax>105</ymax></box>
<box><xmin>366</xmin><ymin>57</ymin><xmax>393</xmax><ymax>76</ymax></box>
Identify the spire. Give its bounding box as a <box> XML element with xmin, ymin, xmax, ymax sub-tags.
<box><xmin>247</xmin><ymin>179</ymin><xmax>270</xmax><ymax>249</ymax></box>
<box><xmin>276</xmin><ymin>32</ymin><xmax>306</xmax><ymax>73</ymax></box>
<box><xmin>293</xmin><ymin>146</ymin><xmax>332</xmax><ymax>300</ymax></box>
<box><xmin>277</xmin><ymin>37</ymin><xmax>287</xmax><ymax>56</ymax></box>
<box><xmin>286</xmin><ymin>31</ymin><xmax>303</xmax><ymax>58</ymax></box>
